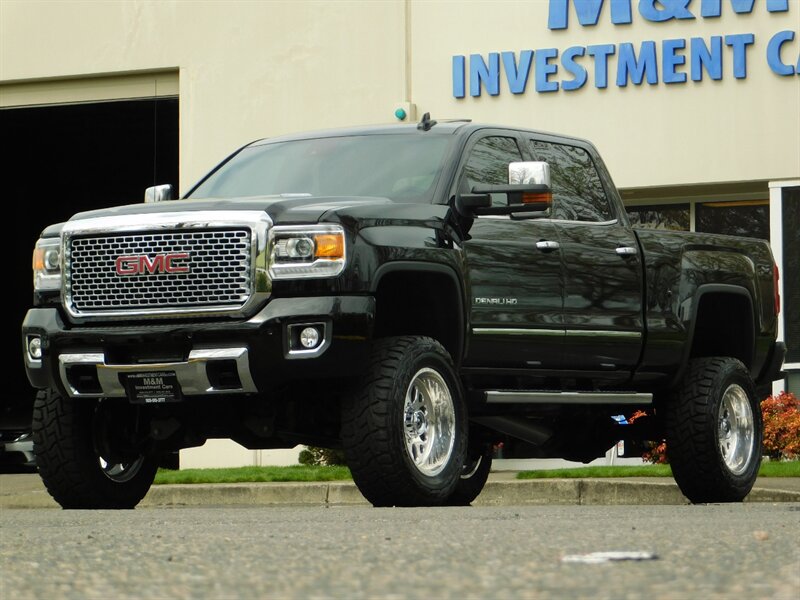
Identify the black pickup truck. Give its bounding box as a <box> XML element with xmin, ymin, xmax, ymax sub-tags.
<box><xmin>22</xmin><ymin>116</ymin><xmax>785</xmax><ymax>508</ymax></box>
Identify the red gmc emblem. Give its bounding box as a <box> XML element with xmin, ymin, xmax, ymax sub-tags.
<box><xmin>115</xmin><ymin>253</ymin><xmax>190</xmax><ymax>276</ymax></box>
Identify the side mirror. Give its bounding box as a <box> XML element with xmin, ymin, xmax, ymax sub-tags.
<box><xmin>144</xmin><ymin>184</ymin><xmax>174</xmax><ymax>203</ymax></box>
<box><xmin>456</xmin><ymin>161</ymin><xmax>552</xmax><ymax>217</ymax></box>
<box><xmin>509</xmin><ymin>161</ymin><xmax>550</xmax><ymax>187</ymax></box>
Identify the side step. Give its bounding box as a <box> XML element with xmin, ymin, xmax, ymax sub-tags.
<box><xmin>485</xmin><ymin>391</ymin><xmax>653</xmax><ymax>405</ymax></box>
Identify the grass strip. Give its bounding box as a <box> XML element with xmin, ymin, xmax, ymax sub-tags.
<box><xmin>154</xmin><ymin>465</ymin><xmax>352</xmax><ymax>485</ymax></box>
<box><xmin>758</xmin><ymin>460</ymin><xmax>800</xmax><ymax>477</ymax></box>
<box><xmin>152</xmin><ymin>460</ymin><xmax>798</xmax><ymax>484</ymax></box>
<box><xmin>517</xmin><ymin>465</ymin><xmax>672</xmax><ymax>479</ymax></box>
<box><xmin>516</xmin><ymin>460</ymin><xmax>799</xmax><ymax>480</ymax></box>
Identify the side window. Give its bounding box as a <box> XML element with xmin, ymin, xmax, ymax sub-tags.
<box><xmin>462</xmin><ymin>136</ymin><xmax>523</xmax><ymax>206</ymax></box>
<box><xmin>529</xmin><ymin>140</ymin><xmax>613</xmax><ymax>222</ymax></box>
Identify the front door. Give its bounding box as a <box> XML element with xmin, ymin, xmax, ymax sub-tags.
<box><xmin>458</xmin><ymin>133</ymin><xmax>564</xmax><ymax>369</ymax></box>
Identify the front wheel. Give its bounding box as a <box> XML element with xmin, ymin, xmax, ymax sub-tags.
<box><xmin>341</xmin><ymin>336</ymin><xmax>467</xmax><ymax>507</ymax></box>
<box><xmin>32</xmin><ymin>390</ymin><xmax>158</xmax><ymax>509</ymax></box>
<box><xmin>665</xmin><ymin>357</ymin><xmax>762</xmax><ymax>503</ymax></box>
<box><xmin>446</xmin><ymin>443</ymin><xmax>493</xmax><ymax>506</ymax></box>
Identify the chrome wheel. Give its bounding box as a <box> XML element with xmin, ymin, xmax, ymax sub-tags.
<box><xmin>99</xmin><ymin>455</ymin><xmax>146</xmax><ymax>483</ymax></box>
<box><xmin>403</xmin><ymin>367</ymin><xmax>456</xmax><ymax>477</ymax></box>
<box><xmin>461</xmin><ymin>455</ymin><xmax>483</xmax><ymax>479</ymax></box>
<box><xmin>717</xmin><ymin>383</ymin><xmax>755</xmax><ymax>475</ymax></box>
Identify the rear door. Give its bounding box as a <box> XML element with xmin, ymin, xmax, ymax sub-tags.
<box><xmin>459</xmin><ymin>131</ymin><xmax>564</xmax><ymax>370</ymax></box>
<box><xmin>528</xmin><ymin>138</ymin><xmax>643</xmax><ymax>380</ymax></box>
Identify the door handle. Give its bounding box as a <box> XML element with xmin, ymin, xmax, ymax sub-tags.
<box><xmin>615</xmin><ymin>246</ymin><xmax>637</xmax><ymax>256</ymax></box>
<box><xmin>536</xmin><ymin>241</ymin><xmax>560</xmax><ymax>252</ymax></box>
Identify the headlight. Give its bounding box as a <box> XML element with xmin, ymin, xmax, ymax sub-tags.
<box><xmin>269</xmin><ymin>225</ymin><xmax>346</xmax><ymax>280</ymax></box>
<box><xmin>32</xmin><ymin>237</ymin><xmax>62</xmax><ymax>291</ymax></box>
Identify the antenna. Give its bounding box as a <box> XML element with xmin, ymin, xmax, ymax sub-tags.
<box><xmin>152</xmin><ymin>79</ymin><xmax>158</xmax><ymax>188</ymax></box>
<box><xmin>417</xmin><ymin>112</ymin><xmax>437</xmax><ymax>132</ymax></box>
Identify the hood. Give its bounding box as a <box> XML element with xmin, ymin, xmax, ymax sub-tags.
<box><xmin>67</xmin><ymin>195</ymin><xmax>394</xmax><ymax>226</ymax></box>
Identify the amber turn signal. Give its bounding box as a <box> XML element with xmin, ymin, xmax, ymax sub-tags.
<box><xmin>522</xmin><ymin>192</ymin><xmax>552</xmax><ymax>204</ymax></box>
<box><xmin>32</xmin><ymin>248</ymin><xmax>46</xmax><ymax>271</ymax></box>
<box><xmin>314</xmin><ymin>233</ymin><xmax>344</xmax><ymax>259</ymax></box>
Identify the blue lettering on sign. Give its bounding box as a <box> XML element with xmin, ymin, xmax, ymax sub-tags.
<box><xmin>536</xmin><ymin>48</ymin><xmax>560</xmax><ymax>92</ymax></box>
<box><xmin>452</xmin><ymin>55</ymin><xmax>466</xmax><ymax>98</ymax></box>
<box><xmin>724</xmin><ymin>33</ymin><xmax>755</xmax><ymax>78</ymax></box>
<box><xmin>562</xmin><ymin>46</ymin><xmax>589</xmax><ymax>90</ymax></box>
<box><xmin>453</xmin><ymin>0</ymin><xmax>795</xmax><ymax>97</ymax></box>
<box><xmin>549</xmin><ymin>0</ymin><xmax>788</xmax><ymax>29</ymax></box>
<box><xmin>638</xmin><ymin>0</ymin><xmax>694</xmax><ymax>23</ymax></box>
<box><xmin>470</xmin><ymin>53</ymin><xmax>500</xmax><ymax>96</ymax></box>
<box><xmin>548</xmin><ymin>0</ymin><xmax>632</xmax><ymax>29</ymax></box>
<box><xmin>766</xmin><ymin>30</ymin><xmax>798</xmax><ymax>75</ymax></box>
<box><xmin>502</xmin><ymin>50</ymin><xmax>534</xmax><ymax>94</ymax></box>
<box><xmin>662</xmin><ymin>38</ymin><xmax>688</xmax><ymax>84</ymax></box>
<box><xmin>587</xmin><ymin>44</ymin><xmax>616</xmax><ymax>88</ymax></box>
<box><xmin>617</xmin><ymin>41</ymin><xmax>658</xmax><ymax>86</ymax></box>
<box><xmin>690</xmin><ymin>36</ymin><xmax>723</xmax><ymax>81</ymax></box>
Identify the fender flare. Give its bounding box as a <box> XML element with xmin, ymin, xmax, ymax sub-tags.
<box><xmin>371</xmin><ymin>261</ymin><xmax>467</xmax><ymax>365</ymax></box>
<box><xmin>670</xmin><ymin>283</ymin><xmax>755</xmax><ymax>389</ymax></box>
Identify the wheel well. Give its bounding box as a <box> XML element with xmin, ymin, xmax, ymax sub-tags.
<box><xmin>689</xmin><ymin>292</ymin><xmax>754</xmax><ymax>368</ymax></box>
<box><xmin>373</xmin><ymin>270</ymin><xmax>463</xmax><ymax>364</ymax></box>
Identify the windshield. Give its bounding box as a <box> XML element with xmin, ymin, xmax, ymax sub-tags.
<box><xmin>188</xmin><ymin>134</ymin><xmax>452</xmax><ymax>203</ymax></box>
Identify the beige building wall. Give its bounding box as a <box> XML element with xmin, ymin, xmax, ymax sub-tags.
<box><xmin>1</xmin><ymin>0</ymin><xmax>408</xmax><ymax>192</ymax></box>
<box><xmin>2</xmin><ymin>1</ymin><xmax>797</xmax><ymax>190</ymax></box>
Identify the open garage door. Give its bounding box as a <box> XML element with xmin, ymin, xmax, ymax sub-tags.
<box><xmin>2</xmin><ymin>97</ymin><xmax>178</xmax><ymax>431</ymax></box>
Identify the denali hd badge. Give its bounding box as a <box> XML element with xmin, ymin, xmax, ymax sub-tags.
<box><xmin>115</xmin><ymin>253</ymin><xmax>190</xmax><ymax>276</ymax></box>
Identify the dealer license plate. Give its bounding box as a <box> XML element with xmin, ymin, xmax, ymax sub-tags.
<box><xmin>125</xmin><ymin>371</ymin><xmax>182</xmax><ymax>404</ymax></box>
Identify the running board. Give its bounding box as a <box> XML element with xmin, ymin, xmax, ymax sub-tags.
<box><xmin>485</xmin><ymin>391</ymin><xmax>653</xmax><ymax>405</ymax></box>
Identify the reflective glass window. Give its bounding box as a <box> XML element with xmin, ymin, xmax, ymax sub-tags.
<box><xmin>627</xmin><ymin>204</ymin><xmax>690</xmax><ymax>231</ymax></box>
<box><xmin>529</xmin><ymin>141</ymin><xmax>613</xmax><ymax>222</ymax></box>
<box><xmin>696</xmin><ymin>200</ymin><xmax>770</xmax><ymax>240</ymax></box>
<box><xmin>462</xmin><ymin>136</ymin><xmax>523</xmax><ymax>206</ymax></box>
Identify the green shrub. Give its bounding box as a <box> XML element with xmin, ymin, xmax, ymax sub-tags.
<box><xmin>298</xmin><ymin>446</ymin><xmax>347</xmax><ymax>466</ymax></box>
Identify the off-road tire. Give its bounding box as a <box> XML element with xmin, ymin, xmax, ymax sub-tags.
<box><xmin>32</xmin><ymin>389</ymin><xmax>158</xmax><ymax>509</ymax></box>
<box><xmin>341</xmin><ymin>336</ymin><xmax>467</xmax><ymax>507</ymax></box>
<box><xmin>665</xmin><ymin>357</ymin><xmax>762</xmax><ymax>503</ymax></box>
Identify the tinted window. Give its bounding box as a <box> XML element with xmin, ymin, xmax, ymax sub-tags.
<box><xmin>530</xmin><ymin>141</ymin><xmax>613</xmax><ymax>222</ymax></box>
<box><xmin>782</xmin><ymin>189</ymin><xmax>799</xmax><ymax>363</ymax></box>
<box><xmin>462</xmin><ymin>136</ymin><xmax>523</xmax><ymax>206</ymax></box>
<box><xmin>189</xmin><ymin>134</ymin><xmax>452</xmax><ymax>204</ymax></box>
<box><xmin>627</xmin><ymin>204</ymin><xmax>690</xmax><ymax>231</ymax></box>
<box><xmin>696</xmin><ymin>201</ymin><xmax>770</xmax><ymax>240</ymax></box>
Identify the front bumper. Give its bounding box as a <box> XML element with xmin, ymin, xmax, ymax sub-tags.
<box><xmin>22</xmin><ymin>296</ymin><xmax>375</xmax><ymax>399</ymax></box>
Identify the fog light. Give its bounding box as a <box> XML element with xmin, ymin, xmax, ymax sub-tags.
<box><xmin>28</xmin><ymin>336</ymin><xmax>43</xmax><ymax>360</ymax></box>
<box><xmin>299</xmin><ymin>327</ymin><xmax>320</xmax><ymax>349</ymax></box>
<box><xmin>300</xmin><ymin>327</ymin><xmax>319</xmax><ymax>348</ymax></box>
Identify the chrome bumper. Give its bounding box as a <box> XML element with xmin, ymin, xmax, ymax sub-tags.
<box><xmin>58</xmin><ymin>347</ymin><xmax>257</xmax><ymax>398</ymax></box>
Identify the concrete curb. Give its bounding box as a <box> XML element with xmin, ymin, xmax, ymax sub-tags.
<box><xmin>136</xmin><ymin>478</ymin><xmax>800</xmax><ymax>507</ymax></box>
<box><xmin>4</xmin><ymin>478</ymin><xmax>799</xmax><ymax>509</ymax></box>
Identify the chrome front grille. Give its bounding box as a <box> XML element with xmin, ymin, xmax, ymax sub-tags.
<box><xmin>65</xmin><ymin>229</ymin><xmax>252</xmax><ymax>316</ymax></box>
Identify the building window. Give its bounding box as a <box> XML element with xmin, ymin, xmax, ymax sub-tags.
<box><xmin>696</xmin><ymin>200</ymin><xmax>770</xmax><ymax>240</ymax></box>
<box><xmin>783</xmin><ymin>188</ymin><xmax>799</xmax><ymax>367</ymax></box>
<box><xmin>627</xmin><ymin>203</ymin><xmax>689</xmax><ymax>231</ymax></box>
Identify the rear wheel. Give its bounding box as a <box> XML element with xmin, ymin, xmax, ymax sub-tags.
<box><xmin>665</xmin><ymin>357</ymin><xmax>762</xmax><ymax>503</ymax></box>
<box><xmin>32</xmin><ymin>390</ymin><xmax>158</xmax><ymax>509</ymax></box>
<box><xmin>341</xmin><ymin>336</ymin><xmax>467</xmax><ymax>507</ymax></box>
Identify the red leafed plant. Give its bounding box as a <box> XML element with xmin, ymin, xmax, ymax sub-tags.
<box><xmin>628</xmin><ymin>410</ymin><xmax>669</xmax><ymax>464</ymax></box>
<box><xmin>761</xmin><ymin>392</ymin><xmax>800</xmax><ymax>460</ymax></box>
<box><xmin>629</xmin><ymin>392</ymin><xmax>800</xmax><ymax>464</ymax></box>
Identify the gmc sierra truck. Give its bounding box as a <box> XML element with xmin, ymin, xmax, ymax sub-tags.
<box><xmin>22</xmin><ymin>116</ymin><xmax>785</xmax><ymax>508</ymax></box>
